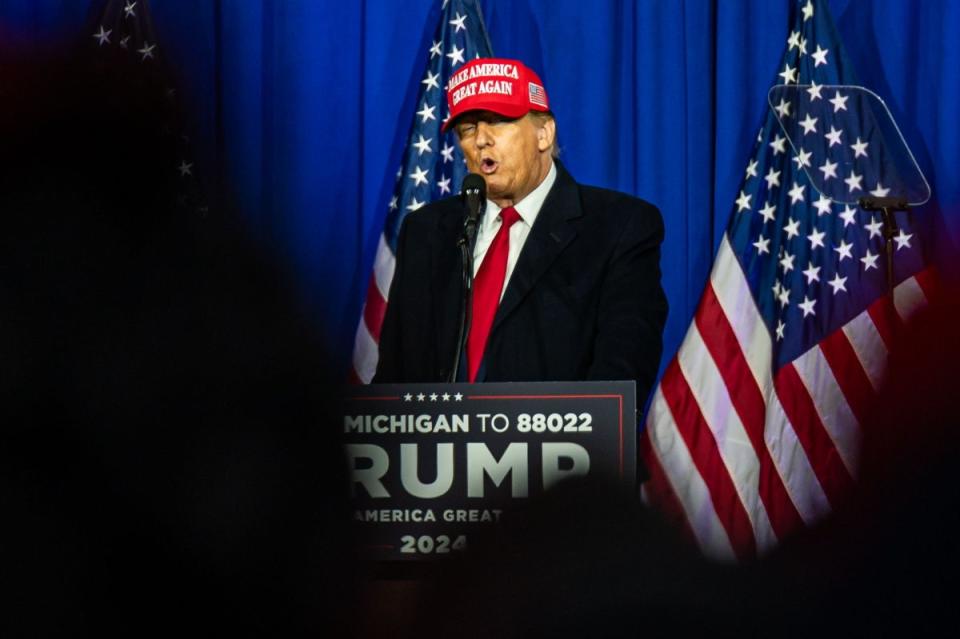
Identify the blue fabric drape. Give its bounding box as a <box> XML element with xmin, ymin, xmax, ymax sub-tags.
<box><xmin>3</xmin><ymin>0</ymin><xmax>958</xmax><ymax>374</ymax></box>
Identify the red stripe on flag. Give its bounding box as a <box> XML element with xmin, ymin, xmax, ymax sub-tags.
<box><xmin>819</xmin><ymin>329</ymin><xmax>875</xmax><ymax>429</ymax></box>
<box><xmin>659</xmin><ymin>358</ymin><xmax>757</xmax><ymax>561</ymax></box>
<box><xmin>695</xmin><ymin>285</ymin><xmax>804</xmax><ymax>540</ymax></box>
<box><xmin>347</xmin><ymin>367</ymin><xmax>363</xmax><ymax>385</ymax></box>
<box><xmin>866</xmin><ymin>295</ymin><xmax>901</xmax><ymax>350</ymax></box>
<box><xmin>639</xmin><ymin>430</ymin><xmax>699</xmax><ymax>548</ymax></box>
<box><xmin>774</xmin><ymin>363</ymin><xmax>854</xmax><ymax>509</ymax></box>
<box><xmin>914</xmin><ymin>267</ymin><xmax>938</xmax><ymax>301</ymax></box>
<box><xmin>362</xmin><ymin>276</ymin><xmax>388</xmax><ymax>342</ymax></box>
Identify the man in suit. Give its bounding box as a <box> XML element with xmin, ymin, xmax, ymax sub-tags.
<box><xmin>375</xmin><ymin>57</ymin><xmax>667</xmax><ymax>407</ymax></box>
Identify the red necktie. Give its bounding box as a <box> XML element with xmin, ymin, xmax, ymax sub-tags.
<box><xmin>467</xmin><ymin>206</ymin><xmax>521</xmax><ymax>382</ymax></box>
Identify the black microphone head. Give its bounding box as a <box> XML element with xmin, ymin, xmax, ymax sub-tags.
<box><xmin>462</xmin><ymin>173</ymin><xmax>486</xmax><ymax>200</ymax></box>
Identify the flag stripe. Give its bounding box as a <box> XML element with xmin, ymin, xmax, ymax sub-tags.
<box><xmin>866</xmin><ymin>295</ymin><xmax>900</xmax><ymax>349</ymax></box>
<box><xmin>695</xmin><ymin>284</ymin><xmax>805</xmax><ymax>541</ymax></box>
<box><xmin>373</xmin><ymin>234</ymin><xmax>396</xmax><ymax>303</ymax></box>
<box><xmin>678</xmin><ymin>323</ymin><xmax>778</xmax><ymax>553</ymax></box>
<box><xmin>893</xmin><ymin>275</ymin><xmax>926</xmax><ymax>322</ymax></box>
<box><xmin>792</xmin><ymin>344</ymin><xmax>861</xmax><ymax>475</ymax></box>
<box><xmin>818</xmin><ymin>329</ymin><xmax>874</xmax><ymax>430</ymax></box>
<box><xmin>774</xmin><ymin>363</ymin><xmax>854</xmax><ymax>509</ymax></box>
<box><xmin>362</xmin><ymin>277</ymin><xmax>388</xmax><ymax>342</ymax></box>
<box><xmin>841</xmin><ymin>314</ymin><xmax>887</xmax><ymax>392</ymax></box>
<box><xmin>639</xmin><ymin>431</ymin><xmax>699</xmax><ymax>548</ymax></box>
<box><xmin>644</xmin><ymin>386</ymin><xmax>738</xmax><ymax>561</ymax></box>
<box><xmin>914</xmin><ymin>266</ymin><xmax>937</xmax><ymax>300</ymax></box>
<box><xmin>352</xmin><ymin>318</ymin><xmax>379</xmax><ymax>383</ymax></box>
<box><xmin>660</xmin><ymin>358</ymin><xmax>757</xmax><ymax>560</ymax></box>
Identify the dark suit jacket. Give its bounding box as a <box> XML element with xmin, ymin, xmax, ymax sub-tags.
<box><xmin>374</xmin><ymin>161</ymin><xmax>668</xmax><ymax>407</ymax></box>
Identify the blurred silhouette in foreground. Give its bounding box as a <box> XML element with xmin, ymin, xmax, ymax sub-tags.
<box><xmin>409</xmin><ymin>277</ymin><xmax>960</xmax><ymax>638</ymax></box>
<box><xmin>0</xmin><ymin>48</ymin><xmax>355</xmax><ymax>635</ymax></box>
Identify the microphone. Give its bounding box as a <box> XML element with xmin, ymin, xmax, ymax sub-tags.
<box><xmin>461</xmin><ymin>173</ymin><xmax>486</xmax><ymax>244</ymax></box>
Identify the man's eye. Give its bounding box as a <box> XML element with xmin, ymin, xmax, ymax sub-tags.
<box><xmin>459</xmin><ymin>125</ymin><xmax>476</xmax><ymax>135</ymax></box>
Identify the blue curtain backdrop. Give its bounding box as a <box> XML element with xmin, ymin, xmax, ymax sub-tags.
<box><xmin>3</xmin><ymin>0</ymin><xmax>958</xmax><ymax>377</ymax></box>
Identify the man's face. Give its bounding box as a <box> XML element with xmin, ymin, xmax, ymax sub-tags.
<box><xmin>454</xmin><ymin>111</ymin><xmax>555</xmax><ymax>208</ymax></box>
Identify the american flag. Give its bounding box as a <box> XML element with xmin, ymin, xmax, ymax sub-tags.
<box><xmin>640</xmin><ymin>0</ymin><xmax>935</xmax><ymax>561</ymax></box>
<box><xmin>351</xmin><ymin>0</ymin><xmax>493</xmax><ymax>384</ymax></box>
<box><xmin>89</xmin><ymin>0</ymin><xmax>208</xmax><ymax>217</ymax></box>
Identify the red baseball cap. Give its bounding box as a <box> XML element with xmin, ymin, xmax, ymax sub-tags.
<box><xmin>442</xmin><ymin>57</ymin><xmax>550</xmax><ymax>132</ymax></box>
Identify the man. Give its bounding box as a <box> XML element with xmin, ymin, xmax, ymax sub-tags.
<box><xmin>375</xmin><ymin>57</ymin><xmax>667</xmax><ymax>407</ymax></box>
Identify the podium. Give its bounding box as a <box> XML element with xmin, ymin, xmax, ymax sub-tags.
<box><xmin>342</xmin><ymin>380</ymin><xmax>636</xmax><ymax>562</ymax></box>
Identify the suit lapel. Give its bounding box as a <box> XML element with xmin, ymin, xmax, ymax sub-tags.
<box><xmin>491</xmin><ymin>162</ymin><xmax>582</xmax><ymax>332</ymax></box>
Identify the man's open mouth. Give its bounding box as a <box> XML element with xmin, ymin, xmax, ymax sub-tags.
<box><xmin>480</xmin><ymin>158</ymin><xmax>498</xmax><ymax>174</ymax></box>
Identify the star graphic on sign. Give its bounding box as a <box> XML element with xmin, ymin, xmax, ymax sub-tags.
<box><xmin>745</xmin><ymin>158</ymin><xmax>759</xmax><ymax>178</ymax></box>
<box><xmin>769</xmin><ymin>134</ymin><xmax>787</xmax><ymax>155</ymax></box>
<box><xmin>839</xmin><ymin>205</ymin><xmax>858</xmax><ymax>227</ymax></box>
<box><xmin>404</xmin><ymin>393</ymin><xmax>413</xmax><ymax>401</ymax></box>
<box><xmin>442</xmin><ymin>393</ymin><xmax>451</xmax><ymax>401</ymax></box>
<box><xmin>93</xmin><ymin>25</ymin><xmax>111</xmax><ymax>46</ymax></box>
<box><xmin>812</xmin><ymin>45</ymin><xmax>829</xmax><ymax>67</ymax></box>
<box><xmin>177</xmin><ymin>160</ymin><xmax>193</xmax><ymax>177</ymax></box>
<box><xmin>861</xmin><ymin>249</ymin><xmax>879</xmax><ymax>271</ymax></box>
<box><xmin>779</xmin><ymin>63</ymin><xmax>798</xmax><ymax>84</ymax></box>
<box><xmin>803</xmin><ymin>261</ymin><xmax>821</xmax><ymax>285</ymax></box>
<box><xmin>413</xmin><ymin>134</ymin><xmax>432</xmax><ymax>155</ymax></box>
<box><xmin>799</xmin><ymin>113</ymin><xmax>818</xmax><ymax>135</ymax></box>
<box><xmin>406</xmin><ymin>197</ymin><xmax>425</xmax><ymax>212</ymax></box>
<box><xmin>844</xmin><ymin>171</ymin><xmax>863</xmax><ymax>192</ymax></box>
<box><xmin>819</xmin><ymin>159</ymin><xmax>838</xmax><ymax>181</ymax></box>
<box><xmin>137</xmin><ymin>42</ymin><xmax>156</xmax><ymax>61</ymax></box>
<box><xmin>409</xmin><ymin>166</ymin><xmax>430</xmax><ymax>186</ymax></box>
<box><xmin>430</xmin><ymin>39</ymin><xmax>442</xmax><ymax>58</ymax></box>
<box><xmin>824</xmin><ymin>126</ymin><xmax>843</xmax><ymax>147</ymax></box>
<box><xmin>808</xmin><ymin>228</ymin><xmax>826</xmax><ymax>249</ymax></box>
<box><xmin>389</xmin><ymin>196</ymin><xmax>398</xmax><ymax>211</ymax></box>
<box><xmin>784</xmin><ymin>218</ymin><xmax>801</xmax><ymax>239</ymax></box>
<box><xmin>119</xmin><ymin>35</ymin><xmax>130</xmax><ymax>49</ymax></box>
<box><xmin>764</xmin><ymin>167</ymin><xmax>781</xmax><ymax>190</ymax></box>
<box><xmin>834</xmin><ymin>239</ymin><xmax>854</xmax><ymax>261</ymax></box>
<box><xmin>774</xmin><ymin>98</ymin><xmax>792</xmax><ymax>119</ymax></box>
<box><xmin>865</xmin><ymin>217</ymin><xmax>883</xmax><ymax>239</ymax></box>
<box><xmin>422</xmin><ymin>70</ymin><xmax>441</xmax><ymax>91</ymax></box>
<box><xmin>776</xmin><ymin>320</ymin><xmax>786</xmax><ymax>341</ymax></box>
<box><xmin>124</xmin><ymin>1</ymin><xmax>137</xmax><ymax>18</ymax></box>
<box><xmin>895</xmin><ymin>229</ymin><xmax>914</xmax><ymax>250</ymax></box>
<box><xmin>449</xmin><ymin>12</ymin><xmax>467</xmax><ymax>32</ymax></box>
<box><xmin>799</xmin><ymin>296</ymin><xmax>817</xmax><ymax>317</ymax></box>
<box><xmin>802</xmin><ymin>0</ymin><xmax>815</xmax><ymax>21</ymax></box>
<box><xmin>779</xmin><ymin>250</ymin><xmax>796</xmax><ymax>273</ymax></box>
<box><xmin>870</xmin><ymin>182</ymin><xmax>891</xmax><ymax>197</ymax></box>
<box><xmin>437</xmin><ymin>175</ymin><xmax>451</xmax><ymax>195</ymax></box>
<box><xmin>830</xmin><ymin>91</ymin><xmax>849</xmax><ymax>112</ymax></box>
<box><xmin>828</xmin><ymin>273</ymin><xmax>848</xmax><ymax>294</ymax></box>
<box><xmin>429</xmin><ymin>393</ymin><xmax>438</xmax><ymax>401</ymax></box>
<box><xmin>446</xmin><ymin>44</ymin><xmax>465</xmax><ymax>65</ymax></box>
<box><xmin>735</xmin><ymin>190</ymin><xmax>752</xmax><ymax>213</ymax></box>
<box><xmin>759</xmin><ymin>201</ymin><xmax>777</xmax><ymax>223</ymax></box>
<box><xmin>792</xmin><ymin>148</ymin><xmax>812</xmax><ymax>169</ymax></box>
<box><xmin>851</xmin><ymin>137</ymin><xmax>869</xmax><ymax>158</ymax></box>
<box><xmin>441</xmin><ymin>142</ymin><xmax>455</xmax><ymax>163</ymax></box>
<box><xmin>753</xmin><ymin>235</ymin><xmax>771</xmax><ymax>255</ymax></box>
<box><xmin>416</xmin><ymin>102</ymin><xmax>437</xmax><ymax>123</ymax></box>
<box><xmin>788</xmin><ymin>182</ymin><xmax>806</xmax><ymax>204</ymax></box>
<box><xmin>813</xmin><ymin>194</ymin><xmax>833</xmax><ymax>216</ymax></box>
<box><xmin>787</xmin><ymin>30</ymin><xmax>801</xmax><ymax>50</ymax></box>
<box><xmin>778</xmin><ymin>285</ymin><xmax>791</xmax><ymax>308</ymax></box>
<box><xmin>807</xmin><ymin>81</ymin><xmax>823</xmax><ymax>101</ymax></box>
<box><xmin>454</xmin><ymin>393</ymin><xmax>463</xmax><ymax>401</ymax></box>
<box><xmin>417</xmin><ymin>393</ymin><xmax>426</xmax><ymax>401</ymax></box>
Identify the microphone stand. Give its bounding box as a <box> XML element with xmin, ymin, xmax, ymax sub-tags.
<box><xmin>449</xmin><ymin>213</ymin><xmax>480</xmax><ymax>383</ymax></box>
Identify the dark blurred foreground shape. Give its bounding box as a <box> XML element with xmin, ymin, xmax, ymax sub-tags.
<box><xmin>404</xmin><ymin>278</ymin><xmax>960</xmax><ymax>639</ymax></box>
<box><xmin>0</xmin><ymin>49</ymin><xmax>357</xmax><ymax>635</ymax></box>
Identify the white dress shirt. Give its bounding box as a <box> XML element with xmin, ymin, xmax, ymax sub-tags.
<box><xmin>472</xmin><ymin>161</ymin><xmax>557</xmax><ymax>300</ymax></box>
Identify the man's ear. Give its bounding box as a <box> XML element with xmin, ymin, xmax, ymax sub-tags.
<box><xmin>537</xmin><ymin>117</ymin><xmax>556</xmax><ymax>152</ymax></box>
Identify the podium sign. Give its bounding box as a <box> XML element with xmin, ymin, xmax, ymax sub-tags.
<box><xmin>342</xmin><ymin>381</ymin><xmax>635</xmax><ymax>561</ymax></box>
